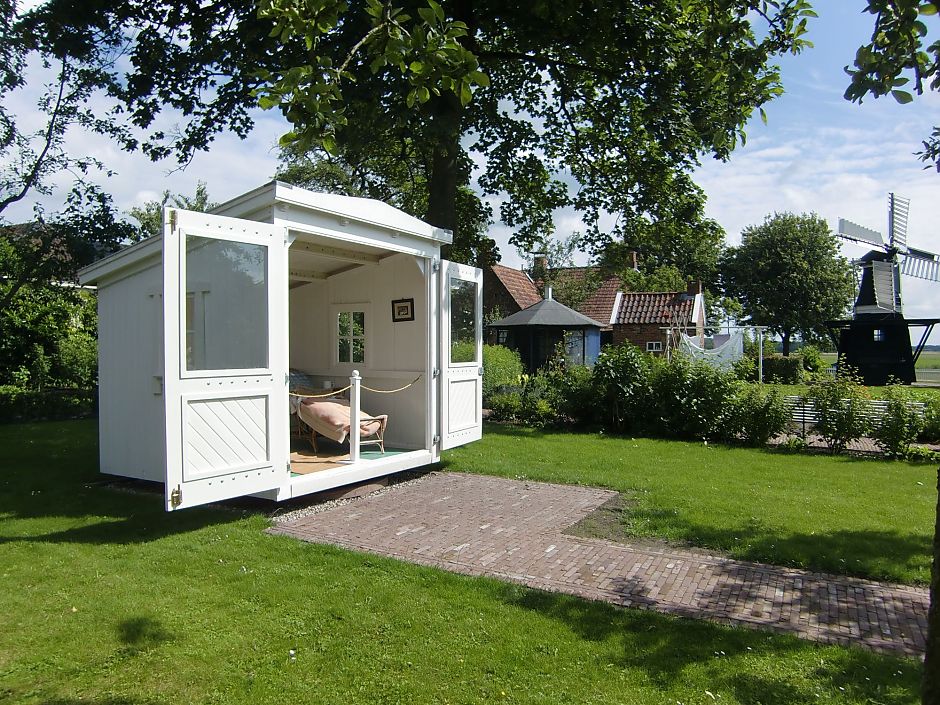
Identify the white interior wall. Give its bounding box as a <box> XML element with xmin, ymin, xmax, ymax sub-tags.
<box><xmin>97</xmin><ymin>260</ymin><xmax>166</xmax><ymax>481</ymax></box>
<box><xmin>288</xmin><ymin>252</ymin><xmax>429</xmax><ymax>450</ymax></box>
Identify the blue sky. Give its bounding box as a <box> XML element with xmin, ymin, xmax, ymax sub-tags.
<box><xmin>8</xmin><ymin>3</ymin><xmax>940</xmax><ymax>334</ymax></box>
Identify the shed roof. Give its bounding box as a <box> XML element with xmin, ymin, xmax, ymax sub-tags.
<box><xmin>489</xmin><ymin>298</ymin><xmax>604</xmax><ymax>328</ymax></box>
<box><xmin>615</xmin><ymin>291</ymin><xmax>695</xmax><ymax>325</ymax></box>
<box><xmin>488</xmin><ymin>264</ymin><xmax>541</xmax><ymax>310</ymax></box>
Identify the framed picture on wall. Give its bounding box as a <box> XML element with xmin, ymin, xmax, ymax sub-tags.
<box><xmin>391</xmin><ymin>298</ymin><xmax>415</xmax><ymax>322</ymax></box>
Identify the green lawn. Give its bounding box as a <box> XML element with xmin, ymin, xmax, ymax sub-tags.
<box><xmin>444</xmin><ymin>424</ymin><xmax>937</xmax><ymax>585</ymax></box>
<box><xmin>820</xmin><ymin>350</ymin><xmax>940</xmax><ymax>371</ymax></box>
<box><xmin>0</xmin><ymin>421</ymin><xmax>924</xmax><ymax>704</ymax></box>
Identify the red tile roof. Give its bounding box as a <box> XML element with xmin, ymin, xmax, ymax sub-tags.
<box><xmin>490</xmin><ymin>264</ymin><xmax>541</xmax><ymax>310</ymax></box>
<box><xmin>576</xmin><ymin>275</ymin><xmax>623</xmax><ymax>328</ymax></box>
<box><xmin>615</xmin><ymin>292</ymin><xmax>694</xmax><ymax>325</ymax></box>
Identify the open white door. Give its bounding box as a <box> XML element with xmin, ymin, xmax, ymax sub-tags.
<box><xmin>440</xmin><ymin>260</ymin><xmax>483</xmax><ymax>450</ymax></box>
<box><xmin>162</xmin><ymin>208</ymin><xmax>289</xmax><ymax>510</ymax></box>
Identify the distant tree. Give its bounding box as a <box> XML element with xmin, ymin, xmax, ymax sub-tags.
<box><xmin>618</xmin><ymin>265</ymin><xmax>687</xmax><ymax>293</ymax></box>
<box><xmin>719</xmin><ymin>213</ymin><xmax>854</xmax><ymax>356</ymax></box>
<box><xmin>521</xmin><ymin>234</ymin><xmax>602</xmax><ymax>310</ymax></box>
<box><xmin>846</xmin><ymin>0</ymin><xmax>940</xmax><ymax>170</ymax></box>
<box><xmin>128</xmin><ymin>182</ymin><xmax>216</xmax><ymax>242</ymax></box>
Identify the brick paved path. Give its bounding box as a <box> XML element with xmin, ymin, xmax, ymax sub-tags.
<box><xmin>270</xmin><ymin>472</ymin><xmax>929</xmax><ymax>656</ymax></box>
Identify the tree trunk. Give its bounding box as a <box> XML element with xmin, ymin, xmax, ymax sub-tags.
<box><xmin>781</xmin><ymin>330</ymin><xmax>791</xmax><ymax>356</ymax></box>
<box><xmin>924</xmin><ymin>465</ymin><xmax>940</xmax><ymax>705</ymax></box>
<box><xmin>424</xmin><ymin>93</ymin><xmax>462</xmax><ymax>261</ymax></box>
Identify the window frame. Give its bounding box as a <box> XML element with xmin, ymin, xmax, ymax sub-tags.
<box><xmin>331</xmin><ymin>303</ymin><xmax>372</xmax><ymax>370</ymax></box>
<box><xmin>646</xmin><ymin>340</ymin><xmax>663</xmax><ymax>352</ymax></box>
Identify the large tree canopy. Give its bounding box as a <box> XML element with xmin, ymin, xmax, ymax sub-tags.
<box><xmin>15</xmin><ymin>0</ymin><xmax>815</xmax><ymax>260</ymax></box>
<box><xmin>719</xmin><ymin>212</ymin><xmax>854</xmax><ymax>356</ymax></box>
<box><xmin>846</xmin><ymin>0</ymin><xmax>940</xmax><ymax>169</ymax></box>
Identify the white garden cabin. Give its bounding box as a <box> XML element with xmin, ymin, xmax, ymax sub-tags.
<box><xmin>79</xmin><ymin>181</ymin><xmax>483</xmax><ymax>511</ymax></box>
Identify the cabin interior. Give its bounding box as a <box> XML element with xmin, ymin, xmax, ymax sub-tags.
<box><xmin>282</xmin><ymin>235</ymin><xmax>432</xmax><ymax>474</ymax></box>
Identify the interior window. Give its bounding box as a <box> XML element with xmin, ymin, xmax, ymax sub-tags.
<box><xmin>184</xmin><ymin>235</ymin><xmax>267</xmax><ymax>371</ymax></box>
<box><xmin>450</xmin><ymin>278</ymin><xmax>477</xmax><ymax>364</ymax></box>
<box><xmin>338</xmin><ymin>310</ymin><xmax>366</xmax><ymax>364</ymax></box>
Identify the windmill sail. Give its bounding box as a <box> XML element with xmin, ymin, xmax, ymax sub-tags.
<box><xmin>888</xmin><ymin>193</ymin><xmax>910</xmax><ymax>250</ymax></box>
<box><xmin>900</xmin><ymin>251</ymin><xmax>940</xmax><ymax>281</ymax></box>
<box><xmin>838</xmin><ymin>218</ymin><xmax>884</xmax><ymax>247</ymax></box>
<box><xmin>871</xmin><ymin>260</ymin><xmax>898</xmax><ymax>311</ymax></box>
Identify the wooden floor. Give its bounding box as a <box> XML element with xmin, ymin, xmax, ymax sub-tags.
<box><xmin>289</xmin><ymin>441</ymin><xmax>348</xmax><ymax>474</ymax></box>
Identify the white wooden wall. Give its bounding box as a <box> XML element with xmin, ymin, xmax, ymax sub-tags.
<box><xmin>97</xmin><ymin>260</ymin><xmax>166</xmax><ymax>481</ymax></box>
<box><xmin>288</xmin><ymin>252</ymin><xmax>429</xmax><ymax>449</ymax></box>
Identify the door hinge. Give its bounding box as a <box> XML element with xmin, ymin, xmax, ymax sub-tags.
<box><xmin>170</xmin><ymin>485</ymin><xmax>182</xmax><ymax>508</ymax></box>
<box><xmin>168</xmin><ymin>209</ymin><xmax>178</xmax><ymax>233</ymax></box>
<box><xmin>433</xmin><ymin>434</ymin><xmax>440</xmax><ymax>444</ymax></box>
<box><xmin>432</xmin><ymin>368</ymin><xmax>440</xmax><ymax>378</ymax></box>
<box><xmin>432</xmin><ymin>259</ymin><xmax>440</xmax><ymax>273</ymax></box>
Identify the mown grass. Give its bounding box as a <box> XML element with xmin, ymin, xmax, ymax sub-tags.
<box><xmin>820</xmin><ymin>350</ymin><xmax>940</xmax><ymax>369</ymax></box>
<box><xmin>0</xmin><ymin>420</ymin><xmax>924</xmax><ymax>704</ymax></box>
<box><xmin>444</xmin><ymin>424</ymin><xmax>937</xmax><ymax>585</ymax></box>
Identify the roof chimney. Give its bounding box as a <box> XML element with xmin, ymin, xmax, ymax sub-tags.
<box><xmin>545</xmin><ymin>286</ymin><xmax>553</xmax><ymax>301</ymax></box>
<box><xmin>687</xmin><ymin>279</ymin><xmax>702</xmax><ymax>296</ymax></box>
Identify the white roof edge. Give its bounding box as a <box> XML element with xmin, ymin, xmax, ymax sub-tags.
<box><xmin>215</xmin><ymin>180</ymin><xmax>453</xmax><ymax>245</ymax></box>
<box><xmin>692</xmin><ymin>292</ymin><xmax>705</xmax><ymax>326</ymax></box>
<box><xmin>78</xmin><ymin>235</ymin><xmax>161</xmax><ymax>285</ymax></box>
<box><xmin>609</xmin><ymin>291</ymin><xmax>623</xmax><ymax>326</ymax></box>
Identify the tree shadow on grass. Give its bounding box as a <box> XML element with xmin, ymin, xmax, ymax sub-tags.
<box><xmin>609</xmin><ymin>503</ymin><xmax>932</xmax><ymax>585</ymax></box>
<box><xmin>497</xmin><ymin>581</ymin><xmax>921</xmax><ymax>705</ymax></box>
<box><xmin>0</xmin><ymin>420</ymin><xmax>255</xmax><ymax>545</ymax></box>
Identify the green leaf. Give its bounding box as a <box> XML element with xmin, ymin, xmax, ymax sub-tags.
<box><xmin>891</xmin><ymin>89</ymin><xmax>914</xmax><ymax>104</ymax></box>
<box><xmin>409</xmin><ymin>60</ymin><xmax>424</xmax><ymax>74</ymax></box>
<box><xmin>759</xmin><ymin>107</ymin><xmax>768</xmax><ymax>125</ymax></box>
<box><xmin>459</xmin><ymin>81</ymin><xmax>472</xmax><ymax>106</ymax></box>
<box><xmin>920</xmin><ymin>3</ymin><xmax>938</xmax><ymax>15</ymax></box>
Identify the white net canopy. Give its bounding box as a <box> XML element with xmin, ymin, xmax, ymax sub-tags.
<box><xmin>678</xmin><ymin>330</ymin><xmax>744</xmax><ymax>371</ymax></box>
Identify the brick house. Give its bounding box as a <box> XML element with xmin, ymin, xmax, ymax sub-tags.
<box><xmin>484</xmin><ymin>263</ymin><xmax>705</xmax><ymax>355</ymax></box>
<box><xmin>483</xmin><ymin>264</ymin><xmax>541</xmax><ymax>319</ymax></box>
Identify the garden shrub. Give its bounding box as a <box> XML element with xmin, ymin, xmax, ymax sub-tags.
<box><xmin>542</xmin><ymin>362</ymin><xmax>595</xmax><ymax>425</ymax></box>
<box><xmin>728</xmin><ymin>385</ymin><xmax>789</xmax><ymax>446</ymax></box>
<box><xmin>489</xmin><ymin>391</ymin><xmax>522</xmax><ymax>421</ymax></box>
<box><xmin>0</xmin><ymin>385</ymin><xmax>97</xmax><ymax>423</ymax></box>
<box><xmin>647</xmin><ymin>354</ymin><xmax>739</xmax><ymax>441</ymax></box>
<box><xmin>590</xmin><ymin>344</ymin><xmax>652</xmax><ymax>433</ymax></box>
<box><xmin>921</xmin><ymin>397</ymin><xmax>940</xmax><ymax>443</ymax></box>
<box><xmin>799</xmin><ymin>344</ymin><xmax>825</xmax><ymax>378</ymax></box>
<box><xmin>806</xmin><ymin>370</ymin><xmax>871</xmax><ymax>454</ymax></box>
<box><xmin>53</xmin><ymin>330</ymin><xmax>98</xmax><ymax>388</ymax></box>
<box><xmin>731</xmin><ymin>354</ymin><xmax>756</xmax><ymax>382</ymax></box>
<box><xmin>871</xmin><ymin>384</ymin><xmax>924</xmax><ymax>458</ymax></box>
<box><xmin>760</xmin><ymin>355</ymin><xmax>803</xmax><ymax>384</ymax></box>
<box><xmin>481</xmin><ymin>344</ymin><xmax>523</xmax><ymax>403</ymax></box>
<box><xmin>517</xmin><ymin>373</ymin><xmax>558</xmax><ymax>425</ymax></box>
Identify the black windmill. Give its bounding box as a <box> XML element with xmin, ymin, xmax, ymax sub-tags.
<box><xmin>827</xmin><ymin>193</ymin><xmax>940</xmax><ymax>385</ymax></box>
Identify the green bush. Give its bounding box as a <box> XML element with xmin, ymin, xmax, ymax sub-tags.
<box><xmin>799</xmin><ymin>344</ymin><xmax>824</xmax><ymax>376</ymax></box>
<box><xmin>518</xmin><ymin>373</ymin><xmax>558</xmax><ymax>425</ymax></box>
<box><xmin>871</xmin><ymin>385</ymin><xmax>924</xmax><ymax>459</ymax></box>
<box><xmin>728</xmin><ymin>385</ymin><xmax>789</xmax><ymax>446</ymax></box>
<box><xmin>481</xmin><ymin>344</ymin><xmax>523</xmax><ymax>403</ymax></box>
<box><xmin>806</xmin><ymin>370</ymin><xmax>871</xmax><ymax>454</ymax></box>
<box><xmin>0</xmin><ymin>385</ymin><xmax>97</xmax><ymax>423</ymax></box>
<box><xmin>921</xmin><ymin>397</ymin><xmax>940</xmax><ymax>443</ymax></box>
<box><xmin>731</xmin><ymin>354</ymin><xmax>756</xmax><ymax>382</ymax></box>
<box><xmin>488</xmin><ymin>391</ymin><xmax>522</xmax><ymax>421</ymax></box>
<box><xmin>761</xmin><ymin>355</ymin><xmax>804</xmax><ymax>384</ymax></box>
<box><xmin>54</xmin><ymin>330</ymin><xmax>98</xmax><ymax>388</ymax></box>
<box><xmin>542</xmin><ymin>363</ymin><xmax>595</xmax><ymax>425</ymax></box>
<box><xmin>590</xmin><ymin>344</ymin><xmax>652</xmax><ymax>433</ymax></box>
<box><xmin>647</xmin><ymin>354</ymin><xmax>739</xmax><ymax>441</ymax></box>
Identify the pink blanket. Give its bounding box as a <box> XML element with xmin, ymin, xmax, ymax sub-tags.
<box><xmin>297</xmin><ymin>398</ymin><xmax>386</xmax><ymax>445</ymax></box>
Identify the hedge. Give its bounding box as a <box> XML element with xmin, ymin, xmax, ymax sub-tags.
<box><xmin>0</xmin><ymin>386</ymin><xmax>97</xmax><ymax>423</ymax></box>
